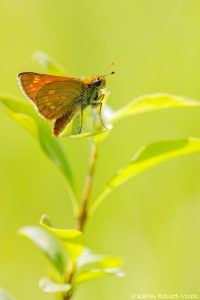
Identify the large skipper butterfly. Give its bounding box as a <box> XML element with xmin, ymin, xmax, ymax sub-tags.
<box><xmin>17</xmin><ymin>71</ymin><xmax>114</xmax><ymax>136</ymax></box>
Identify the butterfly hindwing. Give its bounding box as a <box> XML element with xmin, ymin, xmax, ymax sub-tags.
<box><xmin>53</xmin><ymin>107</ymin><xmax>77</xmax><ymax>136</ymax></box>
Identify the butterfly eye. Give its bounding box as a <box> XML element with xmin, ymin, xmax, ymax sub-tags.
<box><xmin>94</xmin><ymin>79</ymin><xmax>101</xmax><ymax>87</ymax></box>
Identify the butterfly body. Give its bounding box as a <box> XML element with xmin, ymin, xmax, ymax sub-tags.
<box><xmin>17</xmin><ymin>72</ymin><xmax>107</xmax><ymax>136</ymax></box>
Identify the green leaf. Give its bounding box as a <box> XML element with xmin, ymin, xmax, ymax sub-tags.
<box><xmin>111</xmin><ymin>93</ymin><xmax>200</xmax><ymax>123</ymax></box>
<box><xmin>0</xmin><ymin>94</ymin><xmax>78</xmax><ymax>214</ymax></box>
<box><xmin>62</xmin><ymin>98</ymin><xmax>113</xmax><ymax>143</ymax></box>
<box><xmin>19</xmin><ymin>226</ymin><xmax>66</xmax><ymax>275</ymax></box>
<box><xmin>39</xmin><ymin>277</ymin><xmax>71</xmax><ymax>293</ymax></box>
<box><xmin>40</xmin><ymin>215</ymin><xmax>84</xmax><ymax>262</ymax></box>
<box><xmin>67</xmin><ymin>128</ymin><xmax>111</xmax><ymax>142</ymax></box>
<box><xmin>76</xmin><ymin>248</ymin><xmax>123</xmax><ymax>271</ymax></box>
<box><xmin>0</xmin><ymin>289</ymin><xmax>15</xmax><ymax>300</ymax></box>
<box><xmin>75</xmin><ymin>268</ymin><xmax>124</xmax><ymax>285</ymax></box>
<box><xmin>40</xmin><ymin>215</ymin><xmax>82</xmax><ymax>239</ymax></box>
<box><xmin>90</xmin><ymin>138</ymin><xmax>200</xmax><ymax>215</ymax></box>
<box><xmin>33</xmin><ymin>51</ymin><xmax>66</xmax><ymax>75</ymax></box>
<box><xmin>40</xmin><ymin>214</ymin><xmax>53</xmax><ymax>227</ymax></box>
<box><xmin>6</xmin><ymin>110</ymin><xmax>38</xmax><ymax>137</ymax></box>
<box><xmin>74</xmin><ymin>248</ymin><xmax>124</xmax><ymax>285</ymax></box>
<box><xmin>66</xmin><ymin>243</ymin><xmax>85</xmax><ymax>263</ymax></box>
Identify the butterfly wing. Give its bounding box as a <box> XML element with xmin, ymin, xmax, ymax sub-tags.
<box><xmin>35</xmin><ymin>80</ymin><xmax>84</xmax><ymax>120</ymax></box>
<box><xmin>17</xmin><ymin>72</ymin><xmax>85</xmax><ymax>136</ymax></box>
<box><xmin>18</xmin><ymin>72</ymin><xmax>72</xmax><ymax>101</ymax></box>
<box><xmin>17</xmin><ymin>72</ymin><xmax>84</xmax><ymax>120</ymax></box>
<box><xmin>53</xmin><ymin>108</ymin><xmax>77</xmax><ymax>136</ymax></box>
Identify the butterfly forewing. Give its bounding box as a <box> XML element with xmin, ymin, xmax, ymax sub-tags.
<box><xmin>18</xmin><ymin>72</ymin><xmax>70</xmax><ymax>101</ymax></box>
<box><xmin>17</xmin><ymin>72</ymin><xmax>84</xmax><ymax>120</ymax></box>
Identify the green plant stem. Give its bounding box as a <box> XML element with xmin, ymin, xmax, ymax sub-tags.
<box><xmin>66</xmin><ymin>183</ymin><xmax>80</xmax><ymax>217</ymax></box>
<box><xmin>63</xmin><ymin>141</ymin><xmax>98</xmax><ymax>300</ymax></box>
<box><xmin>76</xmin><ymin>141</ymin><xmax>98</xmax><ymax>231</ymax></box>
<box><xmin>63</xmin><ymin>261</ymin><xmax>75</xmax><ymax>300</ymax></box>
<box><xmin>63</xmin><ymin>294</ymin><xmax>71</xmax><ymax>300</ymax></box>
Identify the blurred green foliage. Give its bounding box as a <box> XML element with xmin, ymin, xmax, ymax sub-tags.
<box><xmin>2</xmin><ymin>75</ymin><xmax>199</xmax><ymax>299</ymax></box>
<box><xmin>1</xmin><ymin>0</ymin><xmax>200</xmax><ymax>300</ymax></box>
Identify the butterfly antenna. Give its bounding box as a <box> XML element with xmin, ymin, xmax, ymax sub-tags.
<box><xmin>101</xmin><ymin>62</ymin><xmax>115</xmax><ymax>77</ymax></box>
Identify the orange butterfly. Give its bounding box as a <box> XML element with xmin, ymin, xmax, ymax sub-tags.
<box><xmin>17</xmin><ymin>71</ymin><xmax>114</xmax><ymax>136</ymax></box>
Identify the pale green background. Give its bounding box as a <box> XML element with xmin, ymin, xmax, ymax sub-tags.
<box><xmin>0</xmin><ymin>0</ymin><xmax>200</xmax><ymax>299</ymax></box>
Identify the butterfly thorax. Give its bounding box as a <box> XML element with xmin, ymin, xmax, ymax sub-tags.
<box><xmin>81</xmin><ymin>76</ymin><xmax>106</xmax><ymax>107</ymax></box>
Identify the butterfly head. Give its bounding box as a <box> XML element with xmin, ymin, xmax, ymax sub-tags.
<box><xmin>93</xmin><ymin>71</ymin><xmax>115</xmax><ymax>90</ymax></box>
<box><xmin>93</xmin><ymin>76</ymin><xmax>106</xmax><ymax>89</ymax></box>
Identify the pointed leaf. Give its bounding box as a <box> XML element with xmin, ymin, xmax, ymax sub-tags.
<box><xmin>40</xmin><ymin>214</ymin><xmax>52</xmax><ymax>227</ymax></box>
<box><xmin>6</xmin><ymin>110</ymin><xmax>38</xmax><ymax>137</ymax></box>
<box><xmin>91</xmin><ymin>138</ymin><xmax>200</xmax><ymax>215</ymax></box>
<box><xmin>67</xmin><ymin>129</ymin><xmax>111</xmax><ymax>142</ymax></box>
<box><xmin>19</xmin><ymin>226</ymin><xmax>66</xmax><ymax>275</ymax></box>
<box><xmin>111</xmin><ymin>93</ymin><xmax>200</xmax><ymax>123</ymax></box>
<box><xmin>0</xmin><ymin>95</ymin><xmax>78</xmax><ymax>213</ymax></box>
<box><xmin>62</xmin><ymin>98</ymin><xmax>113</xmax><ymax>143</ymax></box>
<box><xmin>39</xmin><ymin>277</ymin><xmax>71</xmax><ymax>293</ymax></box>
<box><xmin>40</xmin><ymin>215</ymin><xmax>82</xmax><ymax>239</ymax></box>
<box><xmin>66</xmin><ymin>243</ymin><xmax>84</xmax><ymax>262</ymax></box>
<box><xmin>75</xmin><ymin>268</ymin><xmax>124</xmax><ymax>285</ymax></box>
<box><xmin>75</xmin><ymin>248</ymin><xmax>124</xmax><ymax>285</ymax></box>
<box><xmin>77</xmin><ymin>248</ymin><xmax>123</xmax><ymax>271</ymax></box>
<box><xmin>40</xmin><ymin>215</ymin><xmax>84</xmax><ymax>262</ymax></box>
<box><xmin>33</xmin><ymin>51</ymin><xmax>66</xmax><ymax>75</ymax></box>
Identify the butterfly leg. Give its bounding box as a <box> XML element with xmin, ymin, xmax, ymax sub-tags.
<box><xmin>98</xmin><ymin>102</ymin><xmax>107</xmax><ymax>130</ymax></box>
<box><xmin>79</xmin><ymin>106</ymin><xmax>84</xmax><ymax>134</ymax></box>
<box><xmin>91</xmin><ymin>93</ymin><xmax>108</xmax><ymax>129</ymax></box>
